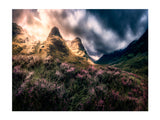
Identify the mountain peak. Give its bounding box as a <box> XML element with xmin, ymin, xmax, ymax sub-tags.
<box><xmin>75</xmin><ymin>37</ymin><xmax>81</xmax><ymax>42</ymax></box>
<box><xmin>66</xmin><ymin>37</ymin><xmax>90</xmax><ymax>59</ymax></box>
<box><xmin>72</xmin><ymin>37</ymin><xmax>83</xmax><ymax>45</ymax></box>
<box><xmin>49</xmin><ymin>26</ymin><xmax>62</xmax><ymax>38</ymax></box>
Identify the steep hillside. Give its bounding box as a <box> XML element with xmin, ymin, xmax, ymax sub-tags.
<box><xmin>12</xmin><ymin>23</ymin><xmax>42</xmax><ymax>55</ymax></box>
<box><xmin>66</xmin><ymin>37</ymin><xmax>87</xmax><ymax>57</ymax></box>
<box><xmin>66</xmin><ymin>37</ymin><xmax>94</xmax><ymax>64</ymax></box>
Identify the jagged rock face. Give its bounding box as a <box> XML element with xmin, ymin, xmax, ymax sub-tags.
<box><xmin>48</xmin><ymin>27</ymin><xmax>62</xmax><ymax>38</ymax></box>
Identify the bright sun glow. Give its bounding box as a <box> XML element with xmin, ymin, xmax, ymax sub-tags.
<box><xmin>16</xmin><ymin>10</ymin><xmax>77</xmax><ymax>42</ymax></box>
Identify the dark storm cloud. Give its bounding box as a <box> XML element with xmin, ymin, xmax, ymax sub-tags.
<box><xmin>53</xmin><ymin>9</ymin><xmax>148</xmax><ymax>58</ymax></box>
<box><xmin>12</xmin><ymin>9</ymin><xmax>148</xmax><ymax>60</ymax></box>
<box><xmin>66</xmin><ymin>9</ymin><xmax>148</xmax><ymax>59</ymax></box>
<box><xmin>87</xmin><ymin>9</ymin><xmax>148</xmax><ymax>39</ymax></box>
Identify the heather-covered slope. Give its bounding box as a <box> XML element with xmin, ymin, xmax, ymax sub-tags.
<box><xmin>12</xmin><ymin>56</ymin><xmax>148</xmax><ymax>111</ymax></box>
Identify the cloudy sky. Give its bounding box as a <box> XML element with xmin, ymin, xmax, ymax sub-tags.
<box><xmin>13</xmin><ymin>9</ymin><xmax>148</xmax><ymax>60</ymax></box>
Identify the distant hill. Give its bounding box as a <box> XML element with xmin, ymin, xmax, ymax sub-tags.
<box><xmin>96</xmin><ymin>29</ymin><xmax>148</xmax><ymax>77</ymax></box>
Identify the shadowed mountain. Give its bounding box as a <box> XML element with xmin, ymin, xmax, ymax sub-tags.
<box><xmin>96</xmin><ymin>29</ymin><xmax>148</xmax><ymax>77</ymax></box>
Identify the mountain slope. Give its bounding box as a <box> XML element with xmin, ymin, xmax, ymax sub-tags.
<box><xmin>39</xmin><ymin>27</ymin><xmax>70</xmax><ymax>58</ymax></box>
<box><xmin>12</xmin><ymin>23</ymin><xmax>31</xmax><ymax>55</ymax></box>
<box><xmin>26</xmin><ymin>26</ymin><xmax>91</xmax><ymax>67</ymax></box>
<box><xmin>12</xmin><ymin>24</ymin><xmax>148</xmax><ymax>111</ymax></box>
<box><xmin>66</xmin><ymin>37</ymin><xmax>94</xmax><ymax>64</ymax></box>
<box><xmin>96</xmin><ymin>29</ymin><xmax>148</xmax><ymax>77</ymax></box>
<box><xmin>12</xmin><ymin>23</ymin><xmax>43</xmax><ymax>55</ymax></box>
<box><xmin>67</xmin><ymin>37</ymin><xmax>87</xmax><ymax>57</ymax></box>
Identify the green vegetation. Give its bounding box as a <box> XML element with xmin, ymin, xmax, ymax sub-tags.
<box><xmin>96</xmin><ymin>30</ymin><xmax>148</xmax><ymax>79</ymax></box>
<box><xmin>114</xmin><ymin>52</ymin><xmax>148</xmax><ymax>78</ymax></box>
<box><xmin>12</xmin><ymin>55</ymin><xmax>148</xmax><ymax>111</ymax></box>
